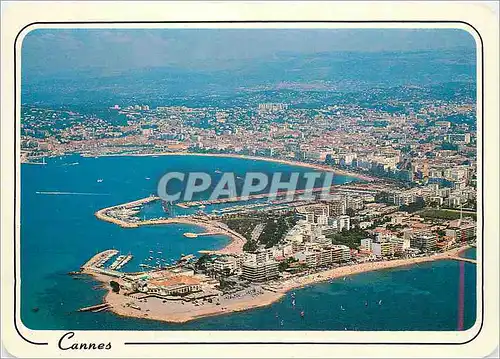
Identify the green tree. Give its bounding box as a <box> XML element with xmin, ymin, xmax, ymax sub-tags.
<box><xmin>243</xmin><ymin>240</ymin><xmax>258</xmax><ymax>252</ymax></box>
<box><xmin>110</xmin><ymin>281</ymin><xmax>120</xmax><ymax>293</ymax></box>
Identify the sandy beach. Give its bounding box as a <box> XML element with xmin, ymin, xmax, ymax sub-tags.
<box><xmin>102</xmin><ymin>284</ymin><xmax>284</xmax><ymax>324</ymax></box>
<box><xmin>94</xmin><ymin>151</ymin><xmax>377</xmax><ymax>182</ymax></box>
<box><xmin>276</xmin><ymin>246</ymin><xmax>473</xmax><ymax>293</ymax></box>
<box><xmin>85</xmin><ymin>245</ymin><xmax>473</xmax><ymax>324</ymax></box>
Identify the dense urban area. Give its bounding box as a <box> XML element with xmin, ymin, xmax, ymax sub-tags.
<box><xmin>23</xmin><ymin>85</ymin><xmax>478</xmax><ymax>321</ymax></box>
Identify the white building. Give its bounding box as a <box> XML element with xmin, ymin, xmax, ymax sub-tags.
<box><xmin>338</xmin><ymin>215</ymin><xmax>351</xmax><ymax>231</ymax></box>
<box><xmin>272</xmin><ymin>243</ymin><xmax>294</xmax><ymax>259</ymax></box>
<box><xmin>332</xmin><ymin>245</ymin><xmax>351</xmax><ymax>262</ymax></box>
<box><xmin>389</xmin><ymin>237</ymin><xmax>410</xmax><ymax>253</ymax></box>
<box><xmin>372</xmin><ymin>242</ymin><xmax>394</xmax><ymax>257</ymax></box>
<box><xmin>360</xmin><ymin>238</ymin><xmax>372</xmax><ymax>251</ymax></box>
<box><xmin>244</xmin><ymin>248</ymin><xmax>274</xmax><ymax>264</ymax></box>
<box><xmin>241</xmin><ymin>261</ymin><xmax>279</xmax><ymax>282</ymax></box>
<box><xmin>212</xmin><ymin>256</ymin><xmax>240</xmax><ymax>274</ymax></box>
<box><xmin>316</xmin><ymin>214</ymin><xmax>329</xmax><ymax>226</ymax></box>
<box><xmin>327</xmin><ymin>215</ymin><xmax>351</xmax><ymax>232</ymax></box>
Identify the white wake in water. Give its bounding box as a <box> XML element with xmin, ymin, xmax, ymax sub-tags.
<box><xmin>35</xmin><ymin>191</ymin><xmax>110</xmax><ymax>196</ymax></box>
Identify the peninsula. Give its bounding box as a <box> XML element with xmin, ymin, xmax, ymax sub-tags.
<box><xmin>79</xmin><ymin>245</ymin><xmax>474</xmax><ymax>323</ymax></box>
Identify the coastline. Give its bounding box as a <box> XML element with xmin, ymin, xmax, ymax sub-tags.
<box><xmin>90</xmin><ymin>151</ymin><xmax>376</xmax><ymax>182</ymax></box>
<box><xmin>89</xmin><ymin>245</ymin><xmax>472</xmax><ymax>324</ymax></box>
<box><xmin>95</xmin><ymin>202</ymin><xmax>246</xmax><ymax>255</ymax></box>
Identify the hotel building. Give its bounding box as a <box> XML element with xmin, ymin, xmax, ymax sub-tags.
<box><xmin>372</xmin><ymin>242</ymin><xmax>394</xmax><ymax>257</ymax></box>
<box><xmin>446</xmin><ymin>219</ymin><xmax>477</xmax><ymax>242</ymax></box>
<box><xmin>410</xmin><ymin>233</ymin><xmax>437</xmax><ymax>251</ymax></box>
<box><xmin>241</xmin><ymin>261</ymin><xmax>279</xmax><ymax>282</ymax></box>
<box><xmin>360</xmin><ymin>238</ymin><xmax>373</xmax><ymax>251</ymax></box>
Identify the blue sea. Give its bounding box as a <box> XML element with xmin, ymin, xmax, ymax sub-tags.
<box><xmin>20</xmin><ymin>154</ymin><xmax>477</xmax><ymax>331</ymax></box>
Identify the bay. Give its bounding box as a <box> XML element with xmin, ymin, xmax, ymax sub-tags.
<box><xmin>20</xmin><ymin>154</ymin><xmax>477</xmax><ymax>331</ymax></box>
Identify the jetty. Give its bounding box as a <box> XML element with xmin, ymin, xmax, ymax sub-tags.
<box><xmin>78</xmin><ymin>303</ymin><xmax>111</xmax><ymax>312</ymax></box>
<box><xmin>183</xmin><ymin>232</ymin><xmax>222</xmax><ymax>238</ymax></box>
<box><xmin>448</xmin><ymin>256</ymin><xmax>477</xmax><ymax>264</ymax></box>
<box><xmin>82</xmin><ymin>249</ymin><xmax>119</xmax><ymax>269</ymax></box>
<box><xmin>109</xmin><ymin>254</ymin><xmax>133</xmax><ymax>270</ymax></box>
<box><xmin>175</xmin><ymin>184</ymin><xmax>379</xmax><ymax>209</ymax></box>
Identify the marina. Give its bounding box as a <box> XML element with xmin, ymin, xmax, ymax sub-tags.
<box><xmin>21</xmin><ymin>154</ymin><xmax>478</xmax><ymax>331</ymax></box>
<box><xmin>109</xmin><ymin>254</ymin><xmax>134</xmax><ymax>270</ymax></box>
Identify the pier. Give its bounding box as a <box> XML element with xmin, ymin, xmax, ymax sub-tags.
<box><xmin>109</xmin><ymin>254</ymin><xmax>133</xmax><ymax>270</ymax></box>
<box><xmin>175</xmin><ymin>184</ymin><xmax>379</xmax><ymax>209</ymax></box>
<box><xmin>183</xmin><ymin>232</ymin><xmax>222</xmax><ymax>238</ymax></box>
<box><xmin>94</xmin><ymin>195</ymin><xmax>159</xmax><ymax>228</ymax></box>
<box><xmin>78</xmin><ymin>303</ymin><xmax>111</xmax><ymax>312</ymax></box>
<box><xmin>80</xmin><ymin>250</ymin><xmax>133</xmax><ymax>278</ymax></box>
<box><xmin>82</xmin><ymin>249</ymin><xmax>119</xmax><ymax>269</ymax></box>
<box><xmin>448</xmin><ymin>256</ymin><xmax>477</xmax><ymax>264</ymax></box>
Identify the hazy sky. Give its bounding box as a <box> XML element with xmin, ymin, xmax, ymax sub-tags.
<box><xmin>22</xmin><ymin>28</ymin><xmax>476</xmax><ymax>76</ymax></box>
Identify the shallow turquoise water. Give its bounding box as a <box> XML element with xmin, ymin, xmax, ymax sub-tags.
<box><xmin>460</xmin><ymin>247</ymin><xmax>477</xmax><ymax>260</ymax></box>
<box><xmin>20</xmin><ymin>155</ymin><xmax>477</xmax><ymax>331</ymax></box>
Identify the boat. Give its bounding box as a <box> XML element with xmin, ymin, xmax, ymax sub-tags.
<box><xmin>378</xmin><ymin>300</ymin><xmax>382</xmax><ymax>305</ymax></box>
<box><xmin>215</xmin><ymin>170</ymin><xmax>222</xmax><ymax>174</ymax></box>
<box><xmin>364</xmin><ymin>301</ymin><xmax>368</xmax><ymax>307</ymax></box>
<box><xmin>300</xmin><ymin>311</ymin><xmax>304</xmax><ymax>317</ymax></box>
<box><xmin>97</xmin><ymin>179</ymin><xmax>103</xmax><ymax>183</ymax></box>
<box><xmin>340</xmin><ymin>305</ymin><xmax>345</xmax><ymax>311</ymax></box>
<box><xmin>145</xmin><ymin>177</ymin><xmax>150</xmax><ymax>180</ymax></box>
